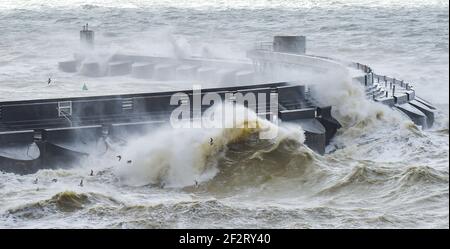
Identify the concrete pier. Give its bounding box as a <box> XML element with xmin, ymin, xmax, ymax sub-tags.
<box><xmin>216</xmin><ymin>69</ymin><xmax>237</xmax><ymax>84</ymax></box>
<box><xmin>58</xmin><ymin>60</ymin><xmax>78</xmax><ymax>73</ymax></box>
<box><xmin>2</xmin><ymin>32</ymin><xmax>439</xmax><ymax>175</ymax></box>
<box><xmin>197</xmin><ymin>67</ymin><xmax>217</xmax><ymax>82</ymax></box>
<box><xmin>154</xmin><ymin>64</ymin><xmax>177</xmax><ymax>81</ymax></box>
<box><xmin>409</xmin><ymin>100</ymin><xmax>435</xmax><ymax>128</ymax></box>
<box><xmin>80</xmin><ymin>62</ymin><xmax>101</xmax><ymax>77</ymax></box>
<box><xmin>395</xmin><ymin>103</ymin><xmax>428</xmax><ymax>128</ymax></box>
<box><xmin>247</xmin><ymin>37</ymin><xmax>436</xmax><ymax>129</ymax></box>
<box><xmin>176</xmin><ymin>65</ymin><xmax>198</xmax><ymax>80</ymax></box>
<box><xmin>235</xmin><ymin>70</ymin><xmax>255</xmax><ymax>83</ymax></box>
<box><xmin>131</xmin><ymin>63</ymin><xmax>154</xmax><ymax>79</ymax></box>
<box><xmin>108</xmin><ymin>61</ymin><xmax>133</xmax><ymax>76</ymax></box>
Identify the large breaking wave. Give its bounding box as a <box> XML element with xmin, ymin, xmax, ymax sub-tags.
<box><xmin>115</xmin><ymin>104</ymin><xmax>310</xmax><ymax>188</ymax></box>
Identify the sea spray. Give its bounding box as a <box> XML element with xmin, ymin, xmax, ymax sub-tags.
<box><xmin>115</xmin><ymin>104</ymin><xmax>305</xmax><ymax>188</ymax></box>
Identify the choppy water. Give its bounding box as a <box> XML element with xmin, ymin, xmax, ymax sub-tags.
<box><xmin>0</xmin><ymin>0</ymin><xmax>448</xmax><ymax>228</ymax></box>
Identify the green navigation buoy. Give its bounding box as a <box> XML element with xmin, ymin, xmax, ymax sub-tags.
<box><xmin>82</xmin><ymin>83</ymin><xmax>88</xmax><ymax>91</ymax></box>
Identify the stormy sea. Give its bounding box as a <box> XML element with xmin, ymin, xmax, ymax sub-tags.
<box><xmin>0</xmin><ymin>0</ymin><xmax>448</xmax><ymax>228</ymax></box>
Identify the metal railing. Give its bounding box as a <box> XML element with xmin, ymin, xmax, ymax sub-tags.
<box><xmin>353</xmin><ymin>62</ymin><xmax>414</xmax><ymax>92</ymax></box>
<box><xmin>249</xmin><ymin>42</ymin><xmax>415</xmax><ymax>100</ymax></box>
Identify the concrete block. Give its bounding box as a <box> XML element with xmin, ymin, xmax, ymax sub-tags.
<box><xmin>197</xmin><ymin>67</ymin><xmax>217</xmax><ymax>81</ymax></box>
<box><xmin>394</xmin><ymin>92</ymin><xmax>409</xmax><ymax>105</ymax></box>
<box><xmin>58</xmin><ymin>60</ymin><xmax>78</xmax><ymax>73</ymax></box>
<box><xmin>216</xmin><ymin>69</ymin><xmax>237</xmax><ymax>84</ymax></box>
<box><xmin>132</xmin><ymin>63</ymin><xmax>154</xmax><ymax>79</ymax></box>
<box><xmin>176</xmin><ymin>65</ymin><xmax>198</xmax><ymax>80</ymax></box>
<box><xmin>80</xmin><ymin>62</ymin><xmax>101</xmax><ymax>77</ymax></box>
<box><xmin>154</xmin><ymin>64</ymin><xmax>176</xmax><ymax>81</ymax></box>
<box><xmin>235</xmin><ymin>70</ymin><xmax>255</xmax><ymax>83</ymax></box>
<box><xmin>108</xmin><ymin>61</ymin><xmax>133</xmax><ymax>76</ymax></box>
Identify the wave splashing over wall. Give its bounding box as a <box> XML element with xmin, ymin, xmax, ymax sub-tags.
<box><xmin>115</xmin><ymin>104</ymin><xmax>307</xmax><ymax>188</ymax></box>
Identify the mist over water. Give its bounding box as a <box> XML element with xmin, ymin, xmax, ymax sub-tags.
<box><xmin>0</xmin><ymin>0</ymin><xmax>448</xmax><ymax>228</ymax></box>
